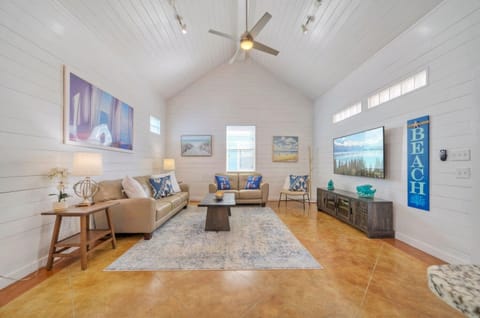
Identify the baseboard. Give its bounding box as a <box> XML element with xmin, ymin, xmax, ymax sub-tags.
<box><xmin>0</xmin><ymin>256</ymin><xmax>47</xmax><ymax>289</ymax></box>
<box><xmin>395</xmin><ymin>231</ymin><xmax>468</xmax><ymax>264</ymax></box>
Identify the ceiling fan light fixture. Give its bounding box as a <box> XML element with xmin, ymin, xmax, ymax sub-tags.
<box><xmin>301</xmin><ymin>24</ymin><xmax>308</xmax><ymax>34</ymax></box>
<box><xmin>240</xmin><ymin>38</ymin><xmax>254</xmax><ymax>50</ymax></box>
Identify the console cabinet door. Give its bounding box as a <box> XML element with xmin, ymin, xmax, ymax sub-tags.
<box><xmin>352</xmin><ymin>200</ymin><xmax>368</xmax><ymax>232</ymax></box>
<box><xmin>336</xmin><ymin>195</ymin><xmax>352</xmax><ymax>223</ymax></box>
<box><xmin>323</xmin><ymin>192</ymin><xmax>337</xmax><ymax>216</ymax></box>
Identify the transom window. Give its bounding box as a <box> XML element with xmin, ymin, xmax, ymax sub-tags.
<box><xmin>226</xmin><ymin>125</ymin><xmax>256</xmax><ymax>172</ymax></box>
<box><xmin>149</xmin><ymin>115</ymin><xmax>160</xmax><ymax>135</ymax></box>
<box><xmin>368</xmin><ymin>70</ymin><xmax>428</xmax><ymax>108</ymax></box>
<box><xmin>333</xmin><ymin>102</ymin><xmax>362</xmax><ymax>123</ymax></box>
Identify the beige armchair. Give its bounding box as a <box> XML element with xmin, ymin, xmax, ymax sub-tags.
<box><xmin>278</xmin><ymin>175</ymin><xmax>310</xmax><ymax>210</ymax></box>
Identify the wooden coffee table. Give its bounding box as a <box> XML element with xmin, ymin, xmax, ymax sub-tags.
<box><xmin>198</xmin><ymin>193</ymin><xmax>235</xmax><ymax>231</ymax></box>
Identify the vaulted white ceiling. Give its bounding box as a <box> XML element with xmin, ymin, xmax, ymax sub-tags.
<box><xmin>59</xmin><ymin>0</ymin><xmax>441</xmax><ymax>100</ymax></box>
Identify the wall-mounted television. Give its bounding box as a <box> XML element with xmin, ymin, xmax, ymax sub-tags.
<box><xmin>333</xmin><ymin>126</ymin><xmax>385</xmax><ymax>179</ymax></box>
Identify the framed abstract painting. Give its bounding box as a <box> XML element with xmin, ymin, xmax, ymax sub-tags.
<box><xmin>272</xmin><ymin>136</ymin><xmax>299</xmax><ymax>162</ymax></box>
<box><xmin>63</xmin><ymin>66</ymin><xmax>134</xmax><ymax>152</ymax></box>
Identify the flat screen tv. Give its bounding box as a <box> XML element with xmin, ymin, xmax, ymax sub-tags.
<box><xmin>333</xmin><ymin>126</ymin><xmax>385</xmax><ymax>179</ymax></box>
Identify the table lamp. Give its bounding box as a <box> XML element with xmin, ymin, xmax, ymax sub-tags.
<box><xmin>163</xmin><ymin>158</ymin><xmax>175</xmax><ymax>171</ymax></box>
<box><xmin>72</xmin><ymin>152</ymin><xmax>103</xmax><ymax>206</ymax></box>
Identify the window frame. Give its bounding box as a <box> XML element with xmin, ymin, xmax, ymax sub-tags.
<box><xmin>226</xmin><ymin>125</ymin><xmax>256</xmax><ymax>172</ymax></box>
<box><xmin>149</xmin><ymin>115</ymin><xmax>161</xmax><ymax>135</ymax></box>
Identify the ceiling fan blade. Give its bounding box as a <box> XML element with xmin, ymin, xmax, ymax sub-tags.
<box><xmin>208</xmin><ymin>29</ymin><xmax>236</xmax><ymax>41</ymax></box>
<box><xmin>252</xmin><ymin>40</ymin><xmax>279</xmax><ymax>56</ymax></box>
<box><xmin>249</xmin><ymin>12</ymin><xmax>272</xmax><ymax>37</ymax></box>
<box><xmin>228</xmin><ymin>47</ymin><xmax>241</xmax><ymax>64</ymax></box>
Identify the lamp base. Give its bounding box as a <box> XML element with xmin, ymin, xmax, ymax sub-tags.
<box><xmin>73</xmin><ymin>177</ymin><xmax>99</xmax><ymax>207</ymax></box>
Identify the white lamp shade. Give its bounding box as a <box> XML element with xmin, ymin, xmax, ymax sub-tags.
<box><xmin>72</xmin><ymin>152</ymin><xmax>103</xmax><ymax>176</ymax></box>
<box><xmin>163</xmin><ymin>158</ymin><xmax>175</xmax><ymax>171</ymax></box>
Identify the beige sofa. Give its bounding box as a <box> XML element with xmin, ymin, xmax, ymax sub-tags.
<box><xmin>208</xmin><ymin>172</ymin><xmax>269</xmax><ymax>206</ymax></box>
<box><xmin>93</xmin><ymin>176</ymin><xmax>189</xmax><ymax>240</ymax></box>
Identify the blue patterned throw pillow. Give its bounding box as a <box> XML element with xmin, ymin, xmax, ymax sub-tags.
<box><xmin>215</xmin><ymin>175</ymin><xmax>231</xmax><ymax>190</ymax></box>
<box><xmin>245</xmin><ymin>175</ymin><xmax>262</xmax><ymax>189</ymax></box>
<box><xmin>289</xmin><ymin>175</ymin><xmax>308</xmax><ymax>192</ymax></box>
<box><xmin>149</xmin><ymin>175</ymin><xmax>173</xmax><ymax>199</ymax></box>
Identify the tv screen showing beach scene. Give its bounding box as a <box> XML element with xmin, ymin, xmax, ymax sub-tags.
<box><xmin>333</xmin><ymin>127</ymin><xmax>385</xmax><ymax>179</ymax></box>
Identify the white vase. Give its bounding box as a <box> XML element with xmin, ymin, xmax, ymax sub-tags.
<box><xmin>53</xmin><ymin>201</ymin><xmax>68</xmax><ymax>211</ymax></box>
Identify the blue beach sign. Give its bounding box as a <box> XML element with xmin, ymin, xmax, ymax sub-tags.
<box><xmin>407</xmin><ymin>115</ymin><xmax>430</xmax><ymax>211</ymax></box>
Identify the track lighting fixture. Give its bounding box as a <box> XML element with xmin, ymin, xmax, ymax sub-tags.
<box><xmin>301</xmin><ymin>0</ymin><xmax>322</xmax><ymax>34</ymax></box>
<box><xmin>169</xmin><ymin>0</ymin><xmax>187</xmax><ymax>34</ymax></box>
<box><xmin>301</xmin><ymin>15</ymin><xmax>315</xmax><ymax>34</ymax></box>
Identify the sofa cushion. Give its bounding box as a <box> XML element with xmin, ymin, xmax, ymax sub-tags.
<box><xmin>133</xmin><ymin>176</ymin><xmax>153</xmax><ymax>197</ymax></box>
<box><xmin>238</xmin><ymin>173</ymin><xmax>262</xmax><ymax>190</ymax></box>
<box><xmin>122</xmin><ymin>176</ymin><xmax>148</xmax><ymax>198</ymax></box>
<box><xmin>289</xmin><ymin>175</ymin><xmax>308</xmax><ymax>192</ymax></box>
<box><xmin>95</xmin><ymin>179</ymin><xmax>126</xmax><ymax>202</ymax></box>
<box><xmin>151</xmin><ymin>172</ymin><xmax>181</xmax><ymax>193</ymax></box>
<box><xmin>215</xmin><ymin>175</ymin><xmax>231</xmax><ymax>190</ymax></box>
<box><xmin>238</xmin><ymin>189</ymin><xmax>262</xmax><ymax>200</ymax></box>
<box><xmin>149</xmin><ymin>176</ymin><xmax>173</xmax><ymax>199</ymax></box>
<box><xmin>155</xmin><ymin>201</ymin><xmax>172</xmax><ymax>221</ymax></box>
<box><xmin>245</xmin><ymin>175</ymin><xmax>262</xmax><ymax>189</ymax></box>
<box><xmin>160</xmin><ymin>193</ymin><xmax>185</xmax><ymax>208</ymax></box>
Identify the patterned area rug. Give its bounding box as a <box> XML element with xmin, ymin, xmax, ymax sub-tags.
<box><xmin>105</xmin><ymin>206</ymin><xmax>321</xmax><ymax>271</ymax></box>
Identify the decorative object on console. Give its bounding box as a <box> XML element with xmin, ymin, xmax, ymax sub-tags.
<box><xmin>72</xmin><ymin>152</ymin><xmax>103</xmax><ymax>206</ymax></box>
<box><xmin>181</xmin><ymin>135</ymin><xmax>212</xmax><ymax>157</ymax></box>
<box><xmin>356</xmin><ymin>184</ymin><xmax>376</xmax><ymax>198</ymax></box>
<box><xmin>64</xmin><ymin>66</ymin><xmax>133</xmax><ymax>152</ymax></box>
<box><xmin>163</xmin><ymin>158</ymin><xmax>175</xmax><ymax>171</ymax></box>
<box><xmin>272</xmin><ymin>136</ymin><xmax>299</xmax><ymax>162</ymax></box>
<box><xmin>327</xmin><ymin>179</ymin><xmax>334</xmax><ymax>190</ymax></box>
<box><xmin>48</xmin><ymin>167</ymin><xmax>70</xmax><ymax>211</ymax></box>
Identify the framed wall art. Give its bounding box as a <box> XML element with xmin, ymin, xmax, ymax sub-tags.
<box><xmin>272</xmin><ymin>136</ymin><xmax>298</xmax><ymax>162</ymax></box>
<box><xmin>181</xmin><ymin>135</ymin><xmax>212</xmax><ymax>157</ymax></box>
<box><xmin>63</xmin><ymin>66</ymin><xmax>134</xmax><ymax>152</ymax></box>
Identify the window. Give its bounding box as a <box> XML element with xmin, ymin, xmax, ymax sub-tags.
<box><xmin>368</xmin><ymin>69</ymin><xmax>428</xmax><ymax>109</ymax></box>
<box><xmin>333</xmin><ymin>102</ymin><xmax>362</xmax><ymax>123</ymax></box>
<box><xmin>226</xmin><ymin>125</ymin><xmax>255</xmax><ymax>172</ymax></box>
<box><xmin>150</xmin><ymin>115</ymin><xmax>160</xmax><ymax>134</ymax></box>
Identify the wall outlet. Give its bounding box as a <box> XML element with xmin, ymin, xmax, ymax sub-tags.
<box><xmin>450</xmin><ymin>149</ymin><xmax>471</xmax><ymax>161</ymax></box>
<box><xmin>456</xmin><ymin>167</ymin><xmax>471</xmax><ymax>179</ymax></box>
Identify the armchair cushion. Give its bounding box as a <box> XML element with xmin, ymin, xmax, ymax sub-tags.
<box><xmin>289</xmin><ymin>175</ymin><xmax>309</xmax><ymax>192</ymax></box>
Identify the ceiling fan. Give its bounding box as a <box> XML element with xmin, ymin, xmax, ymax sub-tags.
<box><xmin>208</xmin><ymin>0</ymin><xmax>279</xmax><ymax>63</ymax></box>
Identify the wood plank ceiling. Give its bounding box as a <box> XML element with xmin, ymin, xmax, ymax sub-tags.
<box><xmin>58</xmin><ymin>0</ymin><xmax>442</xmax><ymax>100</ymax></box>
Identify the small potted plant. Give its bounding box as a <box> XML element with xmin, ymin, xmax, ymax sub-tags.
<box><xmin>48</xmin><ymin>168</ymin><xmax>70</xmax><ymax>211</ymax></box>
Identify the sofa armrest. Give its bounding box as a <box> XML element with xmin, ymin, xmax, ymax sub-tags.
<box><xmin>179</xmin><ymin>183</ymin><xmax>189</xmax><ymax>193</ymax></box>
<box><xmin>260</xmin><ymin>182</ymin><xmax>269</xmax><ymax>203</ymax></box>
<box><xmin>209</xmin><ymin>183</ymin><xmax>218</xmax><ymax>193</ymax></box>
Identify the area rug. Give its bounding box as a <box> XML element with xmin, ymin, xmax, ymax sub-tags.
<box><xmin>105</xmin><ymin>206</ymin><xmax>321</xmax><ymax>271</ymax></box>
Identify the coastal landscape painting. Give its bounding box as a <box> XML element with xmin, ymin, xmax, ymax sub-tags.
<box><xmin>181</xmin><ymin>135</ymin><xmax>212</xmax><ymax>157</ymax></box>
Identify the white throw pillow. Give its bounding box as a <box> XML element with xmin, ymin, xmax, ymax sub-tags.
<box><xmin>122</xmin><ymin>176</ymin><xmax>148</xmax><ymax>198</ymax></box>
<box><xmin>283</xmin><ymin>175</ymin><xmax>291</xmax><ymax>190</ymax></box>
<box><xmin>151</xmin><ymin>171</ymin><xmax>181</xmax><ymax>193</ymax></box>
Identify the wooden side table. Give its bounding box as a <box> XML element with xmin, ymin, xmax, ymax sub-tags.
<box><xmin>41</xmin><ymin>201</ymin><xmax>119</xmax><ymax>270</ymax></box>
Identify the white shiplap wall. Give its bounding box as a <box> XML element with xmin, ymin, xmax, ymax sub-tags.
<box><xmin>0</xmin><ymin>1</ymin><xmax>166</xmax><ymax>288</ymax></box>
<box><xmin>313</xmin><ymin>0</ymin><xmax>479</xmax><ymax>264</ymax></box>
<box><xmin>167</xmin><ymin>61</ymin><xmax>313</xmax><ymax>201</ymax></box>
